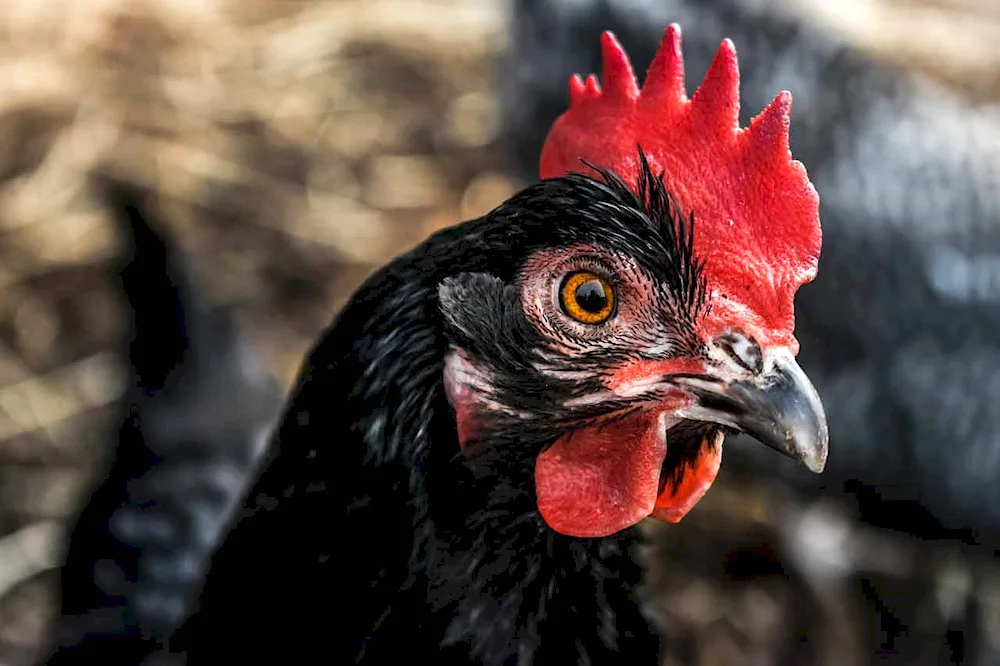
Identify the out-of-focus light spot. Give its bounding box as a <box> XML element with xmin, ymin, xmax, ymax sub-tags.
<box><xmin>929</xmin><ymin>246</ymin><xmax>1000</xmax><ymax>303</ymax></box>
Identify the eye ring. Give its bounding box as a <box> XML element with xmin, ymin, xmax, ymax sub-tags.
<box><xmin>559</xmin><ymin>271</ymin><xmax>616</xmax><ymax>325</ymax></box>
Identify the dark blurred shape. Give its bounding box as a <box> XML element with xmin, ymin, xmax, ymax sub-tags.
<box><xmin>44</xmin><ymin>179</ymin><xmax>282</xmax><ymax>665</ymax></box>
<box><xmin>503</xmin><ymin>0</ymin><xmax>1000</xmax><ymax>550</ymax></box>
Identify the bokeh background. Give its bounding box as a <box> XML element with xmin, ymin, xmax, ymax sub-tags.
<box><xmin>0</xmin><ymin>0</ymin><xmax>998</xmax><ymax>664</ymax></box>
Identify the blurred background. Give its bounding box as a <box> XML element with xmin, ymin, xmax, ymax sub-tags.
<box><xmin>0</xmin><ymin>0</ymin><xmax>999</xmax><ymax>664</ymax></box>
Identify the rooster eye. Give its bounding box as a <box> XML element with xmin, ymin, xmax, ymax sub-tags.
<box><xmin>559</xmin><ymin>272</ymin><xmax>615</xmax><ymax>324</ymax></box>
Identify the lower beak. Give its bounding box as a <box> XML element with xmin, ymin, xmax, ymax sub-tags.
<box><xmin>671</xmin><ymin>348</ymin><xmax>829</xmax><ymax>474</ymax></box>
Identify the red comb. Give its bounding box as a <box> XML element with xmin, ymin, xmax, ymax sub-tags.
<box><xmin>540</xmin><ymin>25</ymin><xmax>821</xmax><ymax>349</ymax></box>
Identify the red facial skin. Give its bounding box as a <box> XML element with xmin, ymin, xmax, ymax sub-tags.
<box><xmin>445</xmin><ymin>246</ymin><xmax>739</xmax><ymax>538</ymax></box>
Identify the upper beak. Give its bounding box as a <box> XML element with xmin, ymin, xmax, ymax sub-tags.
<box><xmin>670</xmin><ymin>348</ymin><xmax>829</xmax><ymax>474</ymax></box>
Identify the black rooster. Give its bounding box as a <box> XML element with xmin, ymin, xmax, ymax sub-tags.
<box><xmin>45</xmin><ymin>181</ymin><xmax>281</xmax><ymax>665</ymax></box>
<box><xmin>177</xmin><ymin>29</ymin><xmax>828</xmax><ymax>665</ymax></box>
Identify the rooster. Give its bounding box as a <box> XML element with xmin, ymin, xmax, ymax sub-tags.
<box><xmin>176</xmin><ymin>27</ymin><xmax>828</xmax><ymax>664</ymax></box>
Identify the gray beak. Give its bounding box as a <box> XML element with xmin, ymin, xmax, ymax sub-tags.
<box><xmin>671</xmin><ymin>349</ymin><xmax>829</xmax><ymax>474</ymax></box>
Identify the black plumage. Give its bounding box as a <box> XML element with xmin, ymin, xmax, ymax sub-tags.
<box><xmin>175</xmin><ymin>165</ymin><xmax>739</xmax><ymax>665</ymax></box>
<box><xmin>45</xmin><ymin>182</ymin><xmax>281</xmax><ymax>665</ymax></box>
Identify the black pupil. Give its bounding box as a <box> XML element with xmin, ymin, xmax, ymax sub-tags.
<box><xmin>575</xmin><ymin>279</ymin><xmax>608</xmax><ymax>313</ymax></box>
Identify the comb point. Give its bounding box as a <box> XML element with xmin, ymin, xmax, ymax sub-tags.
<box><xmin>690</xmin><ymin>38</ymin><xmax>740</xmax><ymax>131</ymax></box>
<box><xmin>569</xmin><ymin>74</ymin><xmax>587</xmax><ymax>107</ymax></box>
<box><xmin>600</xmin><ymin>31</ymin><xmax>639</xmax><ymax>101</ymax></box>
<box><xmin>584</xmin><ymin>73</ymin><xmax>602</xmax><ymax>100</ymax></box>
<box><xmin>748</xmin><ymin>90</ymin><xmax>792</xmax><ymax>159</ymax></box>
<box><xmin>641</xmin><ymin>23</ymin><xmax>686</xmax><ymax>107</ymax></box>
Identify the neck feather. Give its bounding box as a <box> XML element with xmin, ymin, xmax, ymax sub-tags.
<box><xmin>330</xmin><ymin>236</ymin><xmax>662</xmax><ymax>664</ymax></box>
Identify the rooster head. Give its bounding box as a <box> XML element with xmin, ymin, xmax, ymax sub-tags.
<box><xmin>439</xmin><ymin>25</ymin><xmax>825</xmax><ymax>538</ymax></box>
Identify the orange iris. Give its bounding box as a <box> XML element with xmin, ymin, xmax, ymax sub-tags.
<box><xmin>559</xmin><ymin>272</ymin><xmax>615</xmax><ymax>325</ymax></box>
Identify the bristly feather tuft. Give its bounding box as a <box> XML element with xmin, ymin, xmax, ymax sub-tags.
<box><xmin>580</xmin><ymin>149</ymin><xmax>706</xmax><ymax>319</ymax></box>
<box><xmin>540</xmin><ymin>24</ymin><xmax>822</xmax><ymax>351</ymax></box>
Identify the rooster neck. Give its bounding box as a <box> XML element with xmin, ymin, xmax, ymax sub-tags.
<box><xmin>186</xmin><ymin>219</ymin><xmax>662</xmax><ymax>664</ymax></box>
<box><xmin>185</xmin><ymin>178</ymin><xmax>695</xmax><ymax>664</ymax></box>
<box><xmin>415</xmin><ymin>465</ymin><xmax>662</xmax><ymax>665</ymax></box>
<box><xmin>332</xmin><ymin>263</ymin><xmax>662</xmax><ymax>664</ymax></box>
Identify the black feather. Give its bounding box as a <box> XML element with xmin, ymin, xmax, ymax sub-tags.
<box><xmin>174</xmin><ymin>169</ymin><xmax>715</xmax><ymax>665</ymax></box>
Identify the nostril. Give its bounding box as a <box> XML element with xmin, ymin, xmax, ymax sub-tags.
<box><xmin>714</xmin><ymin>329</ymin><xmax>763</xmax><ymax>374</ymax></box>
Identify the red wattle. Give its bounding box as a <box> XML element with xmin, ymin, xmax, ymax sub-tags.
<box><xmin>535</xmin><ymin>410</ymin><xmax>724</xmax><ymax>536</ymax></box>
<box><xmin>535</xmin><ymin>411</ymin><xmax>667</xmax><ymax>538</ymax></box>
<box><xmin>650</xmin><ymin>432</ymin><xmax>722</xmax><ymax>523</ymax></box>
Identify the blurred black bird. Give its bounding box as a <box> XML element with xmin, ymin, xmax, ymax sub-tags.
<box><xmin>44</xmin><ymin>180</ymin><xmax>282</xmax><ymax>665</ymax></box>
